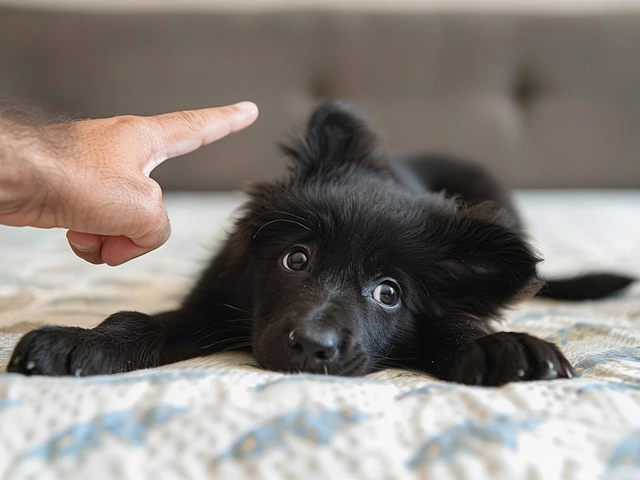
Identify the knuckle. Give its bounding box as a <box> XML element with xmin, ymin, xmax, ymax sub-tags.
<box><xmin>176</xmin><ymin>110</ymin><xmax>208</xmax><ymax>133</ymax></box>
<box><xmin>101</xmin><ymin>115</ymin><xmax>155</xmax><ymax>157</ymax></box>
<box><xmin>111</xmin><ymin>115</ymin><xmax>142</xmax><ymax>132</ymax></box>
<box><xmin>140</xmin><ymin>111</ymin><xmax>209</xmax><ymax>159</ymax></box>
<box><xmin>114</xmin><ymin>114</ymin><xmax>137</xmax><ymax>125</ymax></box>
<box><xmin>116</xmin><ymin>114</ymin><xmax>154</xmax><ymax>141</ymax></box>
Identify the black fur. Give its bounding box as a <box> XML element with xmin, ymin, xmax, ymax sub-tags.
<box><xmin>7</xmin><ymin>102</ymin><xmax>634</xmax><ymax>385</ymax></box>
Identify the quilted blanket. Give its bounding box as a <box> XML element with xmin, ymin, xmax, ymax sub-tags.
<box><xmin>0</xmin><ymin>190</ymin><xmax>639</xmax><ymax>480</ymax></box>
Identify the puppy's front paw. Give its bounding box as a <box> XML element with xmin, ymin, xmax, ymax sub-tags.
<box><xmin>451</xmin><ymin>332</ymin><xmax>575</xmax><ymax>386</ymax></box>
<box><xmin>8</xmin><ymin>326</ymin><xmax>104</xmax><ymax>376</ymax></box>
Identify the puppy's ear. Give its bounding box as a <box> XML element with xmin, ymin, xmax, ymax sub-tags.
<box><xmin>432</xmin><ymin>203</ymin><xmax>542</xmax><ymax>317</ymax></box>
<box><xmin>281</xmin><ymin>101</ymin><xmax>386</xmax><ymax>178</ymax></box>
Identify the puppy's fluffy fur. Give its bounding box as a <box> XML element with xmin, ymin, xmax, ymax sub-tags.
<box><xmin>8</xmin><ymin>102</ymin><xmax>634</xmax><ymax>385</ymax></box>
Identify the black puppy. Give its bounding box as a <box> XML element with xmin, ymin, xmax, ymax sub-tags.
<box><xmin>8</xmin><ymin>102</ymin><xmax>633</xmax><ymax>385</ymax></box>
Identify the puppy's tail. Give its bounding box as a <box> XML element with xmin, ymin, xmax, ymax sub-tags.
<box><xmin>537</xmin><ymin>273</ymin><xmax>635</xmax><ymax>300</ymax></box>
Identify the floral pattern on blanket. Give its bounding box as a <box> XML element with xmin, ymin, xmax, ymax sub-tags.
<box><xmin>0</xmin><ymin>191</ymin><xmax>639</xmax><ymax>480</ymax></box>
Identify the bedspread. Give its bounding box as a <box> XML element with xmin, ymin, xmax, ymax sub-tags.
<box><xmin>0</xmin><ymin>190</ymin><xmax>639</xmax><ymax>480</ymax></box>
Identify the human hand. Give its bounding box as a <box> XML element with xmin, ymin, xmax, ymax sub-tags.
<box><xmin>0</xmin><ymin>102</ymin><xmax>258</xmax><ymax>266</ymax></box>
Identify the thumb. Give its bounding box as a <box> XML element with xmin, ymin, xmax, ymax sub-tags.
<box><xmin>66</xmin><ymin>231</ymin><xmax>160</xmax><ymax>266</ymax></box>
<box><xmin>100</xmin><ymin>235</ymin><xmax>164</xmax><ymax>267</ymax></box>
<box><xmin>142</xmin><ymin>101</ymin><xmax>259</xmax><ymax>175</ymax></box>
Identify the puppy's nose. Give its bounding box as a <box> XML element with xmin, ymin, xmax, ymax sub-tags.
<box><xmin>288</xmin><ymin>327</ymin><xmax>339</xmax><ymax>364</ymax></box>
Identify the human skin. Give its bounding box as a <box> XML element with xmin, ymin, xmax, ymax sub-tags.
<box><xmin>0</xmin><ymin>101</ymin><xmax>259</xmax><ymax>266</ymax></box>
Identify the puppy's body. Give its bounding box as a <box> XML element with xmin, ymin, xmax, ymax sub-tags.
<box><xmin>8</xmin><ymin>103</ymin><xmax>634</xmax><ymax>385</ymax></box>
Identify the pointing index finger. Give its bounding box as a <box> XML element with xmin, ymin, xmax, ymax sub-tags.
<box><xmin>144</xmin><ymin>101</ymin><xmax>259</xmax><ymax>173</ymax></box>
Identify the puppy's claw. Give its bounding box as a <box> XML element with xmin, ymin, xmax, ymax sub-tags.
<box><xmin>452</xmin><ymin>332</ymin><xmax>574</xmax><ymax>386</ymax></box>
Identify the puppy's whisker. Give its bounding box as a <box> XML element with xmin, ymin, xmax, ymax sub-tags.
<box><xmin>196</xmin><ymin>327</ymin><xmax>253</xmax><ymax>343</ymax></box>
<box><xmin>218</xmin><ymin>342</ymin><xmax>253</xmax><ymax>353</ymax></box>
<box><xmin>200</xmin><ymin>336</ymin><xmax>252</xmax><ymax>352</ymax></box>
<box><xmin>341</xmin><ymin>356</ymin><xmax>367</xmax><ymax>376</ymax></box>
<box><xmin>272</xmin><ymin>183</ymin><xmax>319</xmax><ymax>229</ymax></box>
<box><xmin>187</xmin><ymin>325</ymin><xmax>253</xmax><ymax>349</ymax></box>
<box><xmin>416</xmin><ymin>278</ymin><xmax>431</xmax><ymax>298</ymax></box>
<box><xmin>257</xmin><ymin>210</ymin><xmax>315</xmax><ymax>230</ymax></box>
<box><xmin>374</xmin><ymin>353</ymin><xmax>422</xmax><ymax>371</ymax></box>
<box><xmin>184</xmin><ymin>318</ymin><xmax>253</xmax><ymax>339</ymax></box>
<box><xmin>383</xmin><ymin>356</ymin><xmax>420</xmax><ymax>361</ymax></box>
<box><xmin>218</xmin><ymin>319</ymin><xmax>255</xmax><ymax>324</ymax></box>
<box><xmin>253</xmin><ymin>219</ymin><xmax>313</xmax><ymax>239</ymax></box>
<box><xmin>217</xmin><ymin>303</ymin><xmax>251</xmax><ymax>315</ymax></box>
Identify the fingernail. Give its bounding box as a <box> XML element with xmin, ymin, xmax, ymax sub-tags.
<box><xmin>233</xmin><ymin>101</ymin><xmax>259</xmax><ymax>115</ymax></box>
<box><xmin>69</xmin><ymin>241</ymin><xmax>92</xmax><ymax>253</ymax></box>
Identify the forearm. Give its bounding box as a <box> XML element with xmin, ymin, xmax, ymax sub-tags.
<box><xmin>0</xmin><ymin>116</ymin><xmax>66</xmax><ymax>226</ymax></box>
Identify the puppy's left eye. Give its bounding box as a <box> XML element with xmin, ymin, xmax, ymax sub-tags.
<box><xmin>372</xmin><ymin>281</ymin><xmax>400</xmax><ymax>307</ymax></box>
<box><xmin>282</xmin><ymin>249</ymin><xmax>309</xmax><ymax>271</ymax></box>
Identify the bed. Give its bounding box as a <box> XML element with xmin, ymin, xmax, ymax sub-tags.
<box><xmin>0</xmin><ymin>190</ymin><xmax>639</xmax><ymax>480</ymax></box>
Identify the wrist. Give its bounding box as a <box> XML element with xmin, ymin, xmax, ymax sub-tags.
<box><xmin>0</xmin><ymin>119</ymin><xmax>64</xmax><ymax>227</ymax></box>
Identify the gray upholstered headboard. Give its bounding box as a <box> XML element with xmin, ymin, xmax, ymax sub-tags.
<box><xmin>1</xmin><ymin>3</ymin><xmax>639</xmax><ymax>189</ymax></box>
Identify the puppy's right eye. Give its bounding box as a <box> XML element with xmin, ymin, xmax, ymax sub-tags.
<box><xmin>282</xmin><ymin>249</ymin><xmax>309</xmax><ymax>271</ymax></box>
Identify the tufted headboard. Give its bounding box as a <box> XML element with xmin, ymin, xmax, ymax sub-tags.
<box><xmin>1</xmin><ymin>2</ymin><xmax>639</xmax><ymax>189</ymax></box>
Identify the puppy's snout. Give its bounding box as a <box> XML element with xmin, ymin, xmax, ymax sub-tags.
<box><xmin>288</xmin><ymin>327</ymin><xmax>339</xmax><ymax>364</ymax></box>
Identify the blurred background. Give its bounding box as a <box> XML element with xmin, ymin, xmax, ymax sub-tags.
<box><xmin>1</xmin><ymin>0</ymin><xmax>639</xmax><ymax>190</ymax></box>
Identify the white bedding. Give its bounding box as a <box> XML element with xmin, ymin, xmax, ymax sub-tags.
<box><xmin>0</xmin><ymin>190</ymin><xmax>639</xmax><ymax>480</ymax></box>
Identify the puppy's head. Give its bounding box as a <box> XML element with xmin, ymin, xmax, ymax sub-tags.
<box><xmin>230</xmin><ymin>102</ymin><xmax>541</xmax><ymax>376</ymax></box>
